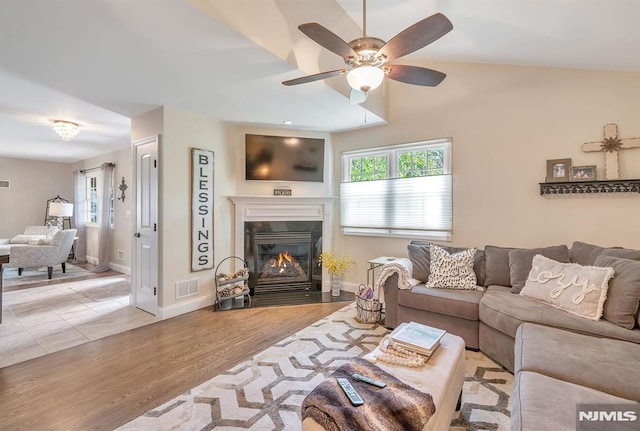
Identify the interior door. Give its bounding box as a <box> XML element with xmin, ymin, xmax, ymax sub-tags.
<box><xmin>134</xmin><ymin>136</ymin><xmax>158</xmax><ymax>315</ymax></box>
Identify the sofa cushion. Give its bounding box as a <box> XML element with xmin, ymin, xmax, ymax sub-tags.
<box><xmin>484</xmin><ymin>245</ymin><xmax>517</xmax><ymax>287</ymax></box>
<box><xmin>515</xmin><ymin>323</ymin><xmax>640</xmax><ymax>400</ymax></box>
<box><xmin>9</xmin><ymin>234</ymin><xmax>44</xmax><ymax>244</ymax></box>
<box><xmin>600</xmin><ymin>247</ymin><xmax>640</xmax><ymax>261</ymax></box>
<box><xmin>568</xmin><ymin>241</ymin><xmax>605</xmax><ymax>266</ymax></box>
<box><xmin>508</xmin><ymin>245</ymin><xmax>570</xmax><ymax>293</ymax></box>
<box><xmin>519</xmin><ymin>255</ymin><xmax>614</xmax><ymax>321</ymax></box>
<box><xmin>398</xmin><ymin>284</ymin><xmax>484</xmax><ymax>321</ymax></box>
<box><xmin>407</xmin><ymin>241</ymin><xmax>486</xmax><ymax>286</ymax></box>
<box><xmin>511</xmin><ymin>371</ymin><xmax>635</xmax><ymax>431</ymax></box>
<box><xmin>479</xmin><ymin>286</ymin><xmax>640</xmax><ymax>344</ymax></box>
<box><xmin>426</xmin><ymin>244</ymin><xmax>480</xmax><ymax>290</ymax></box>
<box><xmin>594</xmin><ymin>255</ymin><xmax>640</xmax><ymax>329</ymax></box>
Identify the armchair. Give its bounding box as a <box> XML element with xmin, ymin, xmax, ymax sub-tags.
<box><xmin>7</xmin><ymin>229</ymin><xmax>77</xmax><ymax>279</ymax></box>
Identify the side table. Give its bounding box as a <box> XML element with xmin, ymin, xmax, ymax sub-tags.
<box><xmin>367</xmin><ymin>256</ymin><xmax>396</xmax><ymax>287</ymax></box>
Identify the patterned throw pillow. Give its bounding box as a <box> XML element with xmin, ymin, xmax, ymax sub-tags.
<box><xmin>520</xmin><ymin>254</ymin><xmax>614</xmax><ymax>321</ymax></box>
<box><xmin>426</xmin><ymin>244</ymin><xmax>480</xmax><ymax>290</ymax></box>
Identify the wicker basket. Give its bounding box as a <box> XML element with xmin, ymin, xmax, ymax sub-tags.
<box><xmin>355</xmin><ymin>284</ymin><xmax>383</xmax><ymax>324</ymax></box>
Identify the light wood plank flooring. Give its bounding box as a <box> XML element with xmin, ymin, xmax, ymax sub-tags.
<box><xmin>0</xmin><ymin>300</ymin><xmax>351</xmax><ymax>431</ymax></box>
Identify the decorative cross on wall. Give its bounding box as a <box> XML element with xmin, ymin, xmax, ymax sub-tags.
<box><xmin>582</xmin><ymin>123</ymin><xmax>640</xmax><ymax>180</ymax></box>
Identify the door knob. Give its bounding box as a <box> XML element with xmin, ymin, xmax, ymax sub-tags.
<box><xmin>133</xmin><ymin>232</ymin><xmax>141</xmax><ymax>238</ymax></box>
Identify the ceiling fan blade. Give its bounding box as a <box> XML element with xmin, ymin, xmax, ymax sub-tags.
<box><xmin>385</xmin><ymin>65</ymin><xmax>446</xmax><ymax>87</ymax></box>
<box><xmin>377</xmin><ymin>13</ymin><xmax>453</xmax><ymax>62</ymax></box>
<box><xmin>298</xmin><ymin>23</ymin><xmax>358</xmax><ymax>59</ymax></box>
<box><xmin>282</xmin><ymin>69</ymin><xmax>345</xmax><ymax>86</ymax></box>
<box><xmin>349</xmin><ymin>89</ymin><xmax>368</xmax><ymax>105</ymax></box>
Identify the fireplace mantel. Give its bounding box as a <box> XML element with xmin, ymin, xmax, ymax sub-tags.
<box><xmin>228</xmin><ymin>196</ymin><xmax>336</xmax><ymax>292</ymax></box>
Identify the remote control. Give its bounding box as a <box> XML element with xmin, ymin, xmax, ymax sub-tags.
<box><xmin>337</xmin><ymin>378</ymin><xmax>364</xmax><ymax>406</ymax></box>
<box><xmin>352</xmin><ymin>373</ymin><xmax>387</xmax><ymax>388</ymax></box>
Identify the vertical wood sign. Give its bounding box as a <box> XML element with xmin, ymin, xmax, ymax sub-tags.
<box><xmin>191</xmin><ymin>148</ymin><xmax>214</xmax><ymax>271</ymax></box>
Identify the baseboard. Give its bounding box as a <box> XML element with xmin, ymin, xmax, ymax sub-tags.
<box><xmin>158</xmin><ymin>293</ymin><xmax>214</xmax><ymax>320</ymax></box>
<box><xmin>109</xmin><ymin>262</ymin><xmax>131</xmax><ymax>274</ymax></box>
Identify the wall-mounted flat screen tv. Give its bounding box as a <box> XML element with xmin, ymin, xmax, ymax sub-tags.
<box><xmin>245</xmin><ymin>134</ymin><xmax>325</xmax><ymax>182</ymax></box>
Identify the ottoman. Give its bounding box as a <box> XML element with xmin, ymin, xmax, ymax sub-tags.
<box><xmin>302</xmin><ymin>332</ymin><xmax>466</xmax><ymax>431</ymax></box>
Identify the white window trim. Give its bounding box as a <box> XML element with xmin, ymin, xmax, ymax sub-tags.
<box><xmin>340</xmin><ymin>138</ymin><xmax>453</xmax><ymax>241</ymax></box>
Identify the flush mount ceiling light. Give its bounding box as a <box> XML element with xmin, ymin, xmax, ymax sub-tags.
<box><xmin>52</xmin><ymin>120</ymin><xmax>80</xmax><ymax>141</ymax></box>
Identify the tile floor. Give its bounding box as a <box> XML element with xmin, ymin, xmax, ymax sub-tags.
<box><xmin>0</xmin><ymin>275</ymin><xmax>158</xmax><ymax>368</ymax></box>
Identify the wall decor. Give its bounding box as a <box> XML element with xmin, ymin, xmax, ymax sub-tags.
<box><xmin>582</xmin><ymin>123</ymin><xmax>640</xmax><ymax>180</ymax></box>
<box><xmin>273</xmin><ymin>188</ymin><xmax>292</xmax><ymax>196</ymax></box>
<box><xmin>546</xmin><ymin>158</ymin><xmax>571</xmax><ymax>182</ymax></box>
<box><xmin>191</xmin><ymin>148</ymin><xmax>214</xmax><ymax>272</ymax></box>
<box><xmin>570</xmin><ymin>165</ymin><xmax>597</xmax><ymax>181</ymax></box>
<box><xmin>117</xmin><ymin>177</ymin><xmax>128</xmax><ymax>201</ymax></box>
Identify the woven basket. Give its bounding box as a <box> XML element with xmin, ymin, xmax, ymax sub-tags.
<box><xmin>355</xmin><ymin>284</ymin><xmax>383</xmax><ymax>324</ymax></box>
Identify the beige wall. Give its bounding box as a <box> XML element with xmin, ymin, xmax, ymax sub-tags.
<box><xmin>332</xmin><ymin>62</ymin><xmax>640</xmax><ymax>284</ymax></box>
<box><xmin>0</xmin><ymin>157</ymin><xmax>73</xmax><ymax>238</ymax></box>
<box><xmin>71</xmin><ymin>148</ymin><xmax>132</xmax><ymax>272</ymax></box>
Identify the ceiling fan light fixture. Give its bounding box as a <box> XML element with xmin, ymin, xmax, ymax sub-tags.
<box><xmin>52</xmin><ymin>120</ymin><xmax>80</xmax><ymax>141</ymax></box>
<box><xmin>346</xmin><ymin>65</ymin><xmax>384</xmax><ymax>93</ymax></box>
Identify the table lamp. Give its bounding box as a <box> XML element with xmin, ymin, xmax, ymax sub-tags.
<box><xmin>49</xmin><ymin>202</ymin><xmax>74</xmax><ymax>231</ymax></box>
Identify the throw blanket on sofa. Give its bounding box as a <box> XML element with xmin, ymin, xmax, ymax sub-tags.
<box><xmin>376</xmin><ymin>258</ymin><xmax>421</xmax><ymax>292</ymax></box>
<box><xmin>301</xmin><ymin>357</ymin><xmax>435</xmax><ymax>431</ymax></box>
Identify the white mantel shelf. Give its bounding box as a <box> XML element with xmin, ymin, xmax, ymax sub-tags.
<box><xmin>228</xmin><ymin>196</ymin><xmax>336</xmax><ymax>292</ymax></box>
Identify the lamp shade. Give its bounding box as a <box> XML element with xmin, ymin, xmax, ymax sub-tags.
<box><xmin>49</xmin><ymin>202</ymin><xmax>74</xmax><ymax>217</ymax></box>
<box><xmin>346</xmin><ymin>65</ymin><xmax>385</xmax><ymax>93</ymax></box>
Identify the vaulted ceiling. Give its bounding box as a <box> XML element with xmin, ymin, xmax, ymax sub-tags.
<box><xmin>1</xmin><ymin>0</ymin><xmax>638</xmax><ymax>163</ymax></box>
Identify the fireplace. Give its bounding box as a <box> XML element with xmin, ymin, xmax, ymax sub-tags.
<box><xmin>229</xmin><ymin>196</ymin><xmax>335</xmax><ymax>293</ymax></box>
<box><xmin>245</xmin><ymin>221</ymin><xmax>322</xmax><ymax>294</ymax></box>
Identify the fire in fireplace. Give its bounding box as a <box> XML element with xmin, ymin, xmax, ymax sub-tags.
<box><xmin>246</xmin><ymin>226</ymin><xmax>321</xmax><ymax>294</ymax></box>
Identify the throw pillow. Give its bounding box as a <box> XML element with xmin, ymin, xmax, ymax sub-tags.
<box><xmin>509</xmin><ymin>245</ymin><xmax>570</xmax><ymax>293</ymax></box>
<box><xmin>594</xmin><ymin>255</ymin><xmax>640</xmax><ymax>329</ymax></box>
<box><xmin>484</xmin><ymin>245</ymin><xmax>517</xmax><ymax>287</ymax></box>
<box><xmin>568</xmin><ymin>241</ymin><xmax>605</xmax><ymax>266</ymax></box>
<box><xmin>426</xmin><ymin>244</ymin><xmax>480</xmax><ymax>290</ymax></box>
<box><xmin>408</xmin><ymin>241</ymin><xmax>486</xmax><ymax>285</ymax></box>
<box><xmin>37</xmin><ymin>238</ymin><xmax>51</xmax><ymax>245</ymax></box>
<box><xmin>520</xmin><ymin>254</ymin><xmax>614</xmax><ymax>321</ymax></box>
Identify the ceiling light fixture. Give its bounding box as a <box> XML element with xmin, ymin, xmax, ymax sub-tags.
<box><xmin>52</xmin><ymin>120</ymin><xmax>80</xmax><ymax>141</ymax></box>
<box><xmin>346</xmin><ymin>65</ymin><xmax>385</xmax><ymax>93</ymax></box>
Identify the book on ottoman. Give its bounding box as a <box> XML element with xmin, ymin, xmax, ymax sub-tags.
<box><xmin>390</xmin><ymin>322</ymin><xmax>446</xmax><ymax>356</ymax></box>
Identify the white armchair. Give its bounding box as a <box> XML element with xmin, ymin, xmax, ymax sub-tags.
<box><xmin>7</xmin><ymin>229</ymin><xmax>77</xmax><ymax>279</ymax></box>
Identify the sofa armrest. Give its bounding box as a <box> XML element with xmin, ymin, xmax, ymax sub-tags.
<box><xmin>382</xmin><ymin>273</ymin><xmax>400</xmax><ymax>329</ymax></box>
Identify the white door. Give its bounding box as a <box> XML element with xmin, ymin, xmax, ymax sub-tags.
<box><xmin>134</xmin><ymin>136</ymin><xmax>158</xmax><ymax>315</ymax></box>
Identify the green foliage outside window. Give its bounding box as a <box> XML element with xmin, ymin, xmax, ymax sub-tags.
<box><xmin>398</xmin><ymin>149</ymin><xmax>445</xmax><ymax>178</ymax></box>
<box><xmin>350</xmin><ymin>155</ymin><xmax>388</xmax><ymax>182</ymax></box>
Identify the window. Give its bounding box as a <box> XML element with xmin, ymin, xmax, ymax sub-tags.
<box><xmin>85</xmin><ymin>173</ymin><xmax>114</xmax><ymax>228</ymax></box>
<box><xmin>340</xmin><ymin>138</ymin><xmax>452</xmax><ymax>240</ymax></box>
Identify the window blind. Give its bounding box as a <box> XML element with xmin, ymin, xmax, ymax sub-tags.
<box><xmin>340</xmin><ymin>174</ymin><xmax>452</xmax><ymax>239</ymax></box>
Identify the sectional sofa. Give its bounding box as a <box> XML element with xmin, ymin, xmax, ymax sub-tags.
<box><xmin>381</xmin><ymin>240</ymin><xmax>640</xmax><ymax>431</ymax></box>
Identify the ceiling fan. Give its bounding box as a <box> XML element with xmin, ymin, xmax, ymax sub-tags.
<box><xmin>282</xmin><ymin>0</ymin><xmax>453</xmax><ymax>104</ymax></box>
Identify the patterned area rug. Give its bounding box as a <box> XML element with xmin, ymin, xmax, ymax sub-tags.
<box><xmin>2</xmin><ymin>263</ymin><xmax>91</xmax><ymax>288</ymax></box>
<box><xmin>118</xmin><ymin>305</ymin><xmax>512</xmax><ymax>431</ymax></box>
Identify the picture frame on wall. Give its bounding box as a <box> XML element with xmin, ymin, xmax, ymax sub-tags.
<box><xmin>546</xmin><ymin>158</ymin><xmax>571</xmax><ymax>182</ymax></box>
<box><xmin>570</xmin><ymin>165</ymin><xmax>597</xmax><ymax>181</ymax></box>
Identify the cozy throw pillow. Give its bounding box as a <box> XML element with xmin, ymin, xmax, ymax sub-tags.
<box><xmin>408</xmin><ymin>241</ymin><xmax>486</xmax><ymax>285</ymax></box>
<box><xmin>484</xmin><ymin>245</ymin><xmax>517</xmax><ymax>287</ymax></box>
<box><xmin>509</xmin><ymin>245</ymin><xmax>570</xmax><ymax>293</ymax></box>
<box><xmin>520</xmin><ymin>255</ymin><xmax>614</xmax><ymax>321</ymax></box>
<box><xmin>426</xmin><ymin>244</ymin><xmax>480</xmax><ymax>290</ymax></box>
<box><xmin>594</xmin><ymin>255</ymin><xmax>640</xmax><ymax>329</ymax></box>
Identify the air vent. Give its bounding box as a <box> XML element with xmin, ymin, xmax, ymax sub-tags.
<box><xmin>0</xmin><ymin>180</ymin><xmax>10</xmax><ymax>189</ymax></box>
<box><xmin>176</xmin><ymin>279</ymin><xmax>199</xmax><ymax>299</ymax></box>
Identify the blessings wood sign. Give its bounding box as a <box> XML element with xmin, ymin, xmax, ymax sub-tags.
<box><xmin>192</xmin><ymin>148</ymin><xmax>214</xmax><ymax>271</ymax></box>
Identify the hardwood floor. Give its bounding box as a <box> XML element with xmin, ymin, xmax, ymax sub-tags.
<box><xmin>0</xmin><ymin>300</ymin><xmax>351</xmax><ymax>431</ymax></box>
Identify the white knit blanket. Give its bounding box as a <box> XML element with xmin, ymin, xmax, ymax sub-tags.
<box><xmin>376</xmin><ymin>258</ymin><xmax>421</xmax><ymax>291</ymax></box>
